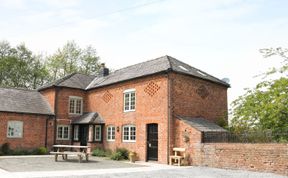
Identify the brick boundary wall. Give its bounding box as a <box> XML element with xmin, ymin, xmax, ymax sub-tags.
<box><xmin>193</xmin><ymin>143</ymin><xmax>288</xmax><ymax>175</ymax></box>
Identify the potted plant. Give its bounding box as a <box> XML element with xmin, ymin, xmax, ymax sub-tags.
<box><xmin>129</xmin><ymin>151</ymin><xmax>137</xmax><ymax>163</ymax></box>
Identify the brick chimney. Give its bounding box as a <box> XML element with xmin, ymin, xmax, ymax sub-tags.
<box><xmin>99</xmin><ymin>63</ymin><xmax>109</xmax><ymax>77</ymax></box>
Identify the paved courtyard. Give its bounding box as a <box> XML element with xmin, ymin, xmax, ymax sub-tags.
<box><xmin>0</xmin><ymin>156</ymin><xmax>286</xmax><ymax>178</ymax></box>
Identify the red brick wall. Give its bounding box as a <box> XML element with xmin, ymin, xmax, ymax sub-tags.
<box><xmin>55</xmin><ymin>88</ymin><xmax>87</xmax><ymax>145</ymax></box>
<box><xmin>86</xmin><ymin>74</ymin><xmax>169</xmax><ymax>163</ymax></box>
<box><xmin>170</xmin><ymin>73</ymin><xmax>228</xmax><ymax>122</ymax></box>
<box><xmin>195</xmin><ymin>143</ymin><xmax>288</xmax><ymax>175</ymax></box>
<box><xmin>0</xmin><ymin>112</ymin><xmax>54</xmax><ymax>150</ymax></box>
<box><xmin>40</xmin><ymin>88</ymin><xmax>56</xmax><ymax>113</ymax></box>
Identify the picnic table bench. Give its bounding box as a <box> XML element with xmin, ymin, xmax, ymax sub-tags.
<box><xmin>50</xmin><ymin>145</ymin><xmax>90</xmax><ymax>163</ymax></box>
<box><xmin>169</xmin><ymin>147</ymin><xmax>186</xmax><ymax>166</ymax></box>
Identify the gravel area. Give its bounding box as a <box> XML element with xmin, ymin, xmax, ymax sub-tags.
<box><xmin>0</xmin><ymin>156</ymin><xmax>143</xmax><ymax>172</ymax></box>
<box><xmin>0</xmin><ymin>156</ymin><xmax>286</xmax><ymax>178</ymax></box>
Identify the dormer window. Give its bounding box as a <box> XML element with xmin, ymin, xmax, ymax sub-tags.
<box><xmin>123</xmin><ymin>89</ymin><xmax>136</xmax><ymax>112</ymax></box>
<box><xmin>69</xmin><ymin>96</ymin><xmax>83</xmax><ymax>115</ymax></box>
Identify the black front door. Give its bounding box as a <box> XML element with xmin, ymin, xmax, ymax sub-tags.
<box><xmin>147</xmin><ymin>124</ymin><xmax>158</xmax><ymax>161</ymax></box>
<box><xmin>79</xmin><ymin>125</ymin><xmax>89</xmax><ymax>146</ymax></box>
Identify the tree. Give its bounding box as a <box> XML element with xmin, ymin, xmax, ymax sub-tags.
<box><xmin>46</xmin><ymin>41</ymin><xmax>100</xmax><ymax>80</ymax></box>
<box><xmin>230</xmin><ymin>47</ymin><xmax>288</xmax><ymax>134</ymax></box>
<box><xmin>0</xmin><ymin>41</ymin><xmax>48</xmax><ymax>89</ymax></box>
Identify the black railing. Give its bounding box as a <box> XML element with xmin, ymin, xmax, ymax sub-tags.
<box><xmin>203</xmin><ymin>131</ymin><xmax>288</xmax><ymax>143</ymax></box>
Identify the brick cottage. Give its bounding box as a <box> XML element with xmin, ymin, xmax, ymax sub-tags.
<box><xmin>0</xmin><ymin>56</ymin><xmax>229</xmax><ymax>164</ymax></box>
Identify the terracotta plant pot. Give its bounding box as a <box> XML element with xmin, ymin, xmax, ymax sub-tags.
<box><xmin>129</xmin><ymin>152</ymin><xmax>137</xmax><ymax>163</ymax></box>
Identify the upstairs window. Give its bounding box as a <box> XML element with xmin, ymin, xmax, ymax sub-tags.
<box><xmin>7</xmin><ymin>121</ymin><xmax>23</xmax><ymax>138</ymax></box>
<box><xmin>122</xmin><ymin>125</ymin><xmax>136</xmax><ymax>142</ymax></box>
<box><xmin>123</xmin><ymin>89</ymin><xmax>136</xmax><ymax>112</ymax></box>
<box><xmin>69</xmin><ymin>96</ymin><xmax>83</xmax><ymax>115</ymax></box>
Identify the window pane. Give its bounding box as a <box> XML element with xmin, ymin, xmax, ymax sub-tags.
<box><xmin>64</xmin><ymin>127</ymin><xmax>69</xmax><ymax>139</ymax></box>
<box><xmin>76</xmin><ymin>99</ymin><xmax>82</xmax><ymax>114</ymax></box>
<box><xmin>69</xmin><ymin>99</ymin><xmax>75</xmax><ymax>113</ymax></box>
<box><xmin>74</xmin><ymin>125</ymin><xmax>79</xmax><ymax>140</ymax></box>
<box><xmin>95</xmin><ymin>126</ymin><xmax>101</xmax><ymax>141</ymax></box>
<box><xmin>130</xmin><ymin>127</ymin><xmax>136</xmax><ymax>140</ymax></box>
<box><xmin>111</xmin><ymin>127</ymin><xmax>115</xmax><ymax>139</ymax></box>
<box><xmin>124</xmin><ymin>93</ymin><xmax>130</xmax><ymax>111</ymax></box>
<box><xmin>58</xmin><ymin>127</ymin><xmax>63</xmax><ymax>138</ymax></box>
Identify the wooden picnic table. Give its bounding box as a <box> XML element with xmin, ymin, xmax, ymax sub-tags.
<box><xmin>50</xmin><ymin>145</ymin><xmax>90</xmax><ymax>163</ymax></box>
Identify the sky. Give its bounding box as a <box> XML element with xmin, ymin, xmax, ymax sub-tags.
<box><xmin>0</xmin><ymin>0</ymin><xmax>287</xmax><ymax>108</ymax></box>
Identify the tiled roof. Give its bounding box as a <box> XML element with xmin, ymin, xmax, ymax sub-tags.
<box><xmin>0</xmin><ymin>88</ymin><xmax>53</xmax><ymax>115</ymax></box>
<box><xmin>72</xmin><ymin>112</ymin><xmax>105</xmax><ymax>124</ymax></box>
<box><xmin>38</xmin><ymin>73</ymin><xmax>95</xmax><ymax>91</ymax></box>
<box><xmin>176</xmin><ymin>116</ymin><xmax>227</xmax><ymax>132</ymax></box>
<box><xmin>86</xmin><ymin>55</ymin><xmax>230</xmax><ymax>90</ymax></box>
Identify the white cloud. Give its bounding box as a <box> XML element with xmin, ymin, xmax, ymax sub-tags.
<box><xmin>0</xmin><ymin>0</ymin><xmax>26</xmax><ymax>9</ymax></box>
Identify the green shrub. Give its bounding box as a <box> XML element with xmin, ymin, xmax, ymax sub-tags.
<box><xmin>115</xmin><ymin>148</ymin><xmax>129</xmax><ymax>160</ymax></box>
<box><xmin>12</xmin><ymin>149</ymin><xmax>31</xmax><ymax>155</ymax></box>
<box><xmin>92</xmin><ymin>148</ymin><xmax>107</xmax><ymax>157</ymax></box>
<box><xmin>110</xmin><ymin>152</ymin><xmax>123</xmax><ymax>160</ymax></box>
<box><xmin>1</xmin><ymin>143</ymin><xmax>11</xmax><ymax>155</ymax></box>
<box><xmin>110</xmin><ymin>148</ymin><xmax>129</xmax><ymax>160</ymax></box>
<box><xmin>33</xmin><ymin>147</ymin><xmax>48</xmax><ymax>155</ymax></box>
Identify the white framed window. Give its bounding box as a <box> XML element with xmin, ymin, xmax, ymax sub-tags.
<box><xmin>107</xmin><ymin>126</ymin><xmax>115</xmax><ymax>141</ymax></box>
<box><xmin>123</xmin><ymin>89</ymin><xmax>136</xmax><ymax>112</ymax></box>
<box><xmin>73</xmin><ymin>125</ymin><xmax>79</xmax><ymax>141</ymax></box>
<box><xmin>122</xmin><ymin>125</ymin><xmax>136</xmax><ymax>142</ymax></box>
<box><xmin>7</xmin><ymin>121</ymin><xmax>23</xmax><ymax>138</ymax></box>
<box><xmin>94</xmin><ymin>125</ymin><xmax>102</xmax><ymax>141</ymax></box>
<box><xmin>57</xmin><ymin>125</ymin><xmax>70</xmax><ymax>140</ymax></box>
<box><xmin>69</xmin><ymin>96</ymin><xmax>83</xmax><ymax>115</ymax></box>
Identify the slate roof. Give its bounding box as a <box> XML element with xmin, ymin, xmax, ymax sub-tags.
<box><xmin>38</xmin><ymin>73</ymin><xmax>95</xmax><ymax>91</ymax></box>
<box><xmin>0</xmin><ymin>88</ymin><xmax>53</xmax><ymax>115</ymax></box>
<box><xmin>176</xmin><ymin>116</ymin><xmax>227</xmax><ymax>132</ymax></box>
<box><xmin>86</xmin><ymin>55</ymin><xmax>229</xmax><ymax>90</ymax></box>
<box><xmin>72</xmin><ymin>112</ymin><xmax>105</xmax><ymax>124</ymax></box>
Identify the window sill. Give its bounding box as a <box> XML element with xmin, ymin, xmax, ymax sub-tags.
<box><xmin>69</xmin><ymin>113</ymin><xmax>82</xmax><ymax>116</ymax></box>
<box><xmin>124</xmin><ymin>110</ymin><xmax>135</xmax><ymax>113</ymax></box>
<box><xmin>7</xmin><ymin>137</ymin><xmax>22</xmax><ymax>139</ymax></box>
<box><xmin>122</xmin><ymin>140</ymin><xmax>136</xmax><ymax>143</ymax></box>
<box><xmin>56</xmin><ymin>138</ymin><xmax>70</xmax><ymax>141</ymax></box>
<box><xmin>107</xmin><ymin>140</ymin><xmax>115</xmax><ymax>142</ymax></box>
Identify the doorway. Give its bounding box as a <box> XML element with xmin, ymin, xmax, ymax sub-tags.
<box><xmin>79</xmin><ymin>125</ymin><xmax>89</xmax><ymax>146</ymax></box>
<box><xmin>147</xmin><ymin>124</ymin><xmax>158</xmax><ymax>161</ymax></box>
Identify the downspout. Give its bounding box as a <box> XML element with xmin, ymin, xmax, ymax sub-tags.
<box><xmin>167</xmin><ymin>72</ymin><xmax>172</xmax><ymax>164</ymax></box>
<box><xmin>45</xmin><ymin>116</ymin><xmax>48</xmax><ymax>147</ymax></box>
<box><xmin>54</xmin><ymin>87</ymin><xmax>60</xmax><ymax>145</ymax></box>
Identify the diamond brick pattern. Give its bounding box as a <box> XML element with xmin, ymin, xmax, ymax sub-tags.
<box><xmin>144</xmin><ymin>81</ymin><xmax>160</xmax><ymax>96</ymax></box>
<box><xmin>196</xmin><ymin>85</ymin><xmax>209</xmax><ymax>99</ymax></box>
<box><xmin>102</xmin><ymin>91</ymin><xmax>113</xmax><ymax>103</ymax></box>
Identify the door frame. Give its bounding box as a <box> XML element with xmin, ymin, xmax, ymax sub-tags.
<box><xmin>146</xmin><ymin>123</ymin><xmax>158</xmax><ymax>161</ymax></box>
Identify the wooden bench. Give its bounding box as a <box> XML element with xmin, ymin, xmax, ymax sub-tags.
<box><xmin>50</xmin><ymin>151</ymin><xmax>89</xmax><ymax>163</ymax></box>
<box><xmin>169</xmin><ymin>147</ymin><xmax>186</xmax><ymax>166</ymax></box>
<box><xmin>50</xmin><ymin>145</ymin><xmax>90</xmax><ymax>163</ymax></box>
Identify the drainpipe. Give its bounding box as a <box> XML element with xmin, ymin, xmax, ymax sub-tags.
<box><xmin>167</xmin><ymin>73</ymin><xmax>172</xmax><ymax>164</ymax></box>
<box><xmin>45</xmin><ymin>116</ymin><xmax>48</xmax><ymax>147</ymax></box>
<box><xmin>53</xmin><ymin>87</ymin><xmax>60</xmax><ymax>145</ymax></box>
